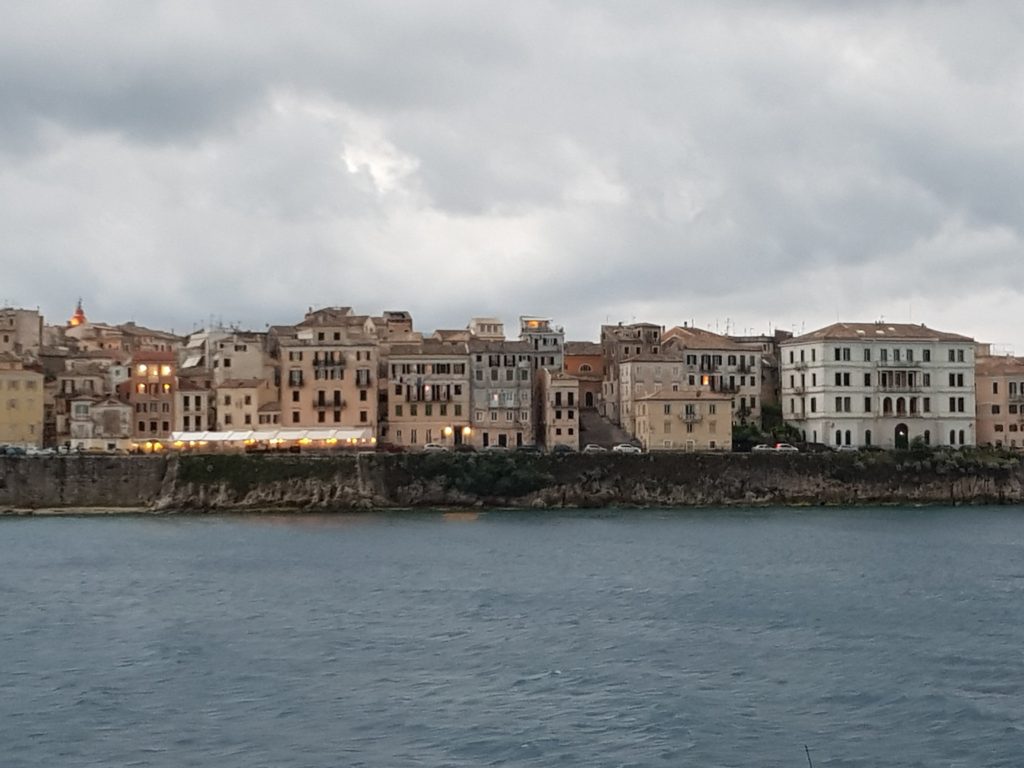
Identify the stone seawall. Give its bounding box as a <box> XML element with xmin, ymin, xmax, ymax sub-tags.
<box><xmin>0</xmin><ymin>455</ymin><xmax>169</xmax><ymax>510</ymax></box>
<box><xmin>4</xmin><ymin>450</ymin><xmax>1023</xmax><ymax>512</ymax></box>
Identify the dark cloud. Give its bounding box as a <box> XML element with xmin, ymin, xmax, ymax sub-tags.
<box><xmin>2</xmin><ymin>1</ymin><xmax>1022</xmax><ymax>351</ymax></box>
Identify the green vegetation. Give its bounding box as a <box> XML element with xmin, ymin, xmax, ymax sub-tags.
<box><xmin>177</xmin><ymin>453</ymin><xmax>350</xmax><ymax>494</ymax></box>
<box><xmin>396</xmin><ymin>452</ymin><xmax>555</xmax><ymax>498</ymax></box>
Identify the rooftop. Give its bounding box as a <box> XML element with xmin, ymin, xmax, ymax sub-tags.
<box><xmin>785</xmin><ymin>322</ymin><xmax>974</xmax><ymax>344</ymax></box>
<box><xmin>662</xmin><ymin>326</ymin><xmax>748</xmax><ymax>351</ymax></box>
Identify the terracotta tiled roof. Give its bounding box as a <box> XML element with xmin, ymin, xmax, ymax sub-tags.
<box><xmin>976</xmin><ymin>355</ymin><xmax>1024</xmax><ymax>376</ymax></box>
<box><xmin>784</xmin><ymin>322</ymin><xmax>974</xmax><ymax>344</ymax></box>
<box><xmin>662</xmin><ymin>326</ymin><xmax>749</xmax><ymax>351</ymax></box>
<box><xmin>564</xmin><ymin>341</ymin><xmax>602</xmax><ymax>355</ymax></box>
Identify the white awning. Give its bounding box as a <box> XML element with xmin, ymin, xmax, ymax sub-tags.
<box><xmin>170</xmin><ymin>428</ymin><xmax>374</xmax><ymax>444</ymax></box>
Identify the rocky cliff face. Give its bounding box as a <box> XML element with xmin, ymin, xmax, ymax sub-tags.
<box><xmin>3</xmin><ymin>451</ymin><xmax>1023</xmax><ymax>513</ymax></box>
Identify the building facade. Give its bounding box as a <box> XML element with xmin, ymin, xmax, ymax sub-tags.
<box><xmin>386</xmin><ymin>341</ymin><xmax>471</xmax><ymax>449</ymax></box>
<box><xmin>975</xmin><ymin>351</ymin><xmax>1024</xmax><ymax>449</ymax></box>
<box><xmin>633</xmin><ymin>390</ymin><xmax>733</xmax><ymax>451</ymax></box>
<box><xmin>599</xmin><ymin>322</ymin><xmax>663</xmax><ymax>424</ymax></box>
<box><xmin>468</xmin><ymin>339</ymin><xmax>535</xmax><ymax>448</ymax></box>
<box><xmin>126</xmin><ymin>351</ymin><xmax>177</xmax><ymax>444</ymax></box>
<box><xmin>537</xmin><ymin>369</ymin><xmax>580</xmax><ymax>450</ymax></box>
<box><xmin>0</xmin><ymin>352</ymin><xmax>44</xmax><ymax>447</ymax></box>
<box><xmin>520</xmin><ymin>316</ymin><xmax>565</xmax><ymax>372</ymax></box>
<box><xmin>564</xmin><ymin>341</ymin><xmax>603</xmax><ymax>411</ymax></box>
<box><xmin>780</xmin><ymin>322</ymin><xmax>976</xmax><ymax>449</ymax></box>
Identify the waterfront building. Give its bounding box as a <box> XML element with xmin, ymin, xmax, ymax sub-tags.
<box><xmin>564</xmin><ymin>341</ymin><xmax>603</xmax><ymax>412</ymax></box>
<box><xmin>537</xmin><ymin>368</ymin><xmax>580</xmax><ymax>451</ymax></box>
<box><xmin>270</xmin><ymin>307</ymin><xmax>379</xmax><ymax>434</ymax></box>
<box><xmin>125</xmin><ymin>350</ymin><xmax>177</xmax><ymax>445</ymax></box>
<box><xmin>661</xmin><ymin>325</ymin><xmax>763</xmax><ymax>426</ymax></box>
<box><xmin>386</xmin><ymin>340</ymin><xmax>471</xmax><ymax>449</ymax></box>
<box><xmin>599</xmin><ymin>322</ymin><xmax>664</xmax><ymax>425</ymax></box>
<box><xmin>467</xmin><ymin>338</ymin><xmax>535</xmax><ymax>448</ymax></box>
<box><xmin>67</xmin><ymin>396</ymin><xmax>132</xmax><ymax>452</ymax></box>
<box><xmin>175</xmin><ymin>376</ymin><xmax>212</xmax><ymax>433</ymax></box>
<box><xmin>215</xmin><ymin>378</ymin><xmax>276</xmax><ymax>430</ymax></box>
<box><xmin>727</xmin><ymin>329</ymin><xmax>793</xmax><ymax>413</ymax></box>
<box><xmin>780</xmin><ymin>322</ymin><xmax>976</xmax><ymax>449</ymax></box>
<box><xmin>180</xmin><ymin>328</ymin><xmax>270</xmax><ymax>386</ymax></box>
<box><xmin>633</xmin><ymin>390</ymin><xmax>733</xmax><ymax>451</ymax></box>
<box><xmin>0</xmin><ymin>352</ymin><xmax>44</xmax><ymax>448</ymax></box>
<box><xmin>974</xmin><ymin>349</ymin><xmax>1024</xmax><ymax>449</ymax></box>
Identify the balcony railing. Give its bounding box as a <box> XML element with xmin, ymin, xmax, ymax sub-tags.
<box><xmin>680</xmin><ymin>413</ymin><xmax>702</xmax><ymax>423</ymax></box>
<box><xmin>879</xmin><ymin>384</ymin><xmax>922</xmax><ymax>393</ymax></box>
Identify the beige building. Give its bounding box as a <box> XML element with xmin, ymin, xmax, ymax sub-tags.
<box><xmin>468</xmin><ymin>338</ymin><xmax>535</xmax><ymax>448</ymax></box>
<box><xmin>67</xmin><ymin>396</ymin><xmax>132</xmax><ymax>452</ymax></box>
<box><xmin>634</xmin><ymin>390</ymin><xmax>733</xmax><ymax>452</ymax></box>
<box><xmin>618</xmin><ymin>353</ymin><xmax>692</xmax><ymax>437</ymax></box>
<box><xmin>175</xmin><ymin>378</ymin><xmax>212</xmax><ymax>433</ymax></box>
<box><xmin>0</xmin><ymin>307</ymin><xmax>43</xmax><ymax>359</ymax></box>
<box><xmin>180</xmin><ymin>329</ymin><xmax>270</xmax><ymax>386</ymax></box>
<box><xmin>0</xmin><ymin>352</ymin><xmax>44</xmax><ymax>447</ymax></box>
<box><xmin>600</xmin><ymin>322</ymin><xmax>664</xmax><ymax>424</ymax></box>
<box><xmin>662</xmin><ymin>325</ymin><xmax>763</xmax><ymax>426</ymax></box>
<box><xmin>215</xmin><ymin>378</ymin><xmax>277</xmax><ymax>430</ymax></box>
<box><xmin>271</xmin><ymin>308</ymin><xmax>379</xmax><ymax>433</ymax></box>
<box><xmin>537</xmin><ymin>369</ymin><xmax>580</xmax><ymax>450</ymax></box>
<box><xmin>975</xmin><ymin>351</ymin><xmax>1024</xmax><ymax>449</ymax></box>
<box><xmin>386</xmin><ymin>340</ymin><xmax>471</xmax><ymax>448</ymax></box>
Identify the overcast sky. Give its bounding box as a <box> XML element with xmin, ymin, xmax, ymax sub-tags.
<box><xmin>3</xmin><ymin>1</ymin><xmax>1022</xmax><ymax>350</ymax></box>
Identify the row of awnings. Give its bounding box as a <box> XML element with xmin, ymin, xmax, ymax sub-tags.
<box><xmin>170</xmin><ymin>428</ymin><xmax>375</xmax><ymax>444</ymax></box>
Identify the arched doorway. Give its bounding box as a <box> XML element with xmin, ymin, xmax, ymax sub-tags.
<box><xmin>895</xmin><ymin>423</ymin><xmax>909</xmax><ymax>450</ymax></box>
<box><xmin>585</xmin><ymin>391</ymin><xmax>594</xmax><ymax>408</ymax></box>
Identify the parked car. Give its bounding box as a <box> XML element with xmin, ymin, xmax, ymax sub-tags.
<box><xmin>551</xmin><ymin>444</ymin><xmax>576</xmax><ymax>454</ymax></box>
<box><xmin>483</xmin><ymin>444</ymin><xmax>509</xmax><ymax>453</ymax></box>
<box><xmin>751</xmin><ymin>443</ymin><xmax>775</xmax><ymax>453</ymax></box>
<box><xmin>836</xmin><ymin>444</ymin><xmax>860</xmax><ymax>453</ymax></box>
<box><xmin>26</xmin><ymin>447</ymin><xmax>57</xmax><ymax>457</ymax></box>
<box><xmin>582</xmin><ymin>444</ymin><xmax>607</xmax><ymax>454</ymax></box>
<box><xmin>2</xmin><ymin>445</ymin><xmax>26</xmax><ymax>456</ymax></box>
<box><xmin>422</xmin><ymin>443</ymin><xmax>449</xmax><ymax>453</ymax></box>
<box><xmin>774</xmin><ymin>443</ymin><xmax>799</xmax><ymax>453</ymax></box>
<box><xmin>612</xmin><ymin>443</ymin><xmax>643</xmax><ymax>454</ymax></box>
<box><xmin>515</xmin><ymin>445</ymin><xmax>542</xmax><ymax>454</ymax></box>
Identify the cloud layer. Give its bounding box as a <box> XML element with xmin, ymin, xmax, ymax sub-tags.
<box><xmin>2</xmin><ymin>1</ymin><xmax>1022</xmax><ymax>349</ymax></box>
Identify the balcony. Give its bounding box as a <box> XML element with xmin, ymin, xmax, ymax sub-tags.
<box><xmin>879</xmin><ymin>384</ymin><xmax>922</xmax><ymax>393</ymax></box>
<box><xmin>792</xmin><ymin>386</ymin><xmax>805</xmax><ymax>395</ymax></box>
<box><xmin>792</xmin><ymin>361</ymin><xmax>808</xmax><ymax>371</ymax></box>
<box><xmin>1009</xmin><ymin>393</ymin><xmax>1024</xmax><ymax>403</ymax></box>
<box><xmin>680</xmin><ymin>413</ymin><xmax>702</xmax><ymax>423</ymax></box>
<box><xmin>314</xmin><ymin>398</ymin><xmax>345</xmax><ymax>409</ymax></box>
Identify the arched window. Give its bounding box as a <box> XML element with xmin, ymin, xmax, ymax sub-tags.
<box><xmin>845</xmin><ymin>430</ymin><xmax>851</xmax><ymax>445</ymax></box>
<box><xmin>896</xmin><ymin>397</ymin><xmax>906</xmax><ymax>415</ymax></box>
<box><xmin>949</xmin><ymin>430</ymin><xmax>956</xmax><ymax>445</ymax></box>
<box><xmin>579</xmin><ymin>364</ymin><xmax>592</xmax><ymax>373</ymax></box>
<box><xmin>958</xmin><ymin>430</ymin><xmax>965</xmax><ymax>445</ymax></box>
<box><xmin>883</xmin><ymin>397</ymin><xmax>893</xmax><ymax>415</ymax></box>
<box><xmin>865</xmin><ymin>429</ymin><xmax>872</xmax><ymax>446</ymax></box>
<box><xmin>836</xmin><ymin>430</ymin><xmax>842</xmax><ymax>446</ymax></box>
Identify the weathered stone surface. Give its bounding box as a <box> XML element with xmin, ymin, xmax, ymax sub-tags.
<box><xmin>2</xmin><ymin>450</ymin><xmax>1023</xmax><ymax>513</ymax></box>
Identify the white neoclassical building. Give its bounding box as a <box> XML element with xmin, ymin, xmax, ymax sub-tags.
<box><xmin>780</xmin><ymin>322</ymin><xmax>976</xmax><ymax>449</ymax></box>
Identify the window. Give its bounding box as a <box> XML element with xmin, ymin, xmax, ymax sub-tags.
<box><xmin>663</xmin><ymin>404</ymin><xmax>672</xmax><ymax>415</ymax></box>
<box><xmin>863</xmin><ymin>349</ymin><xmax>871</xmax><ymax>362</ymax></box>
<box><xmin>224</xmin><ymin>394</ymin><xmax>232</xmax><ymax>406</ymax></box>
<box><xmin>810</xmin><ymin>397</ymin><xmax>817</xmax><ymax>413</ymax></box>
<box><xmin>992</xmin><ymin>405</ymin><xmax>1001</xmax><ymax>415</ymax></box>
<box><xmin>360</xmin><ymin>410</ymin><xmax>368</xmax><ymax>423</ymax></box>
<box><xmin>864</xmin><ymin>373</ymin><xmax>871</xmax><ymax>386</ymax></box>
<box><xmin>292</xmin><ymin>411</ymin><xmax>299</xmax><ymax>423</ymax></box>
<box><xmin>923</xmin><ymin>349</ymin><xmax>931</xmax><ymax>362</ymax></box>
<box><xmin>244</xmin><ymin>395</ymin><xmax>252</xmax><ymax>405</ymax></box>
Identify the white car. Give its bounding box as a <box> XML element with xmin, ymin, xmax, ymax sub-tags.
<box><xmin>836</xmin><ymin>444</ymin><xmax>859</xmax><ymax>453</ymax></box>
<box><xmin>751</xmin><ymin>444</ymin><xmax>775</xmax><ymax>453</ymax></box>
<box><xmin>612</xmin><ymin>443</ymin><xmax>643</xmax><ymax>454</ymax></box>
<box><xmin>774</xmin><ymin>443</ymin><xmax>799</xmax><ymax>453</ymax></box>
<box><xmin>422</xmin><ymin>443</ymin><xmax>449</xmax><ymax>453</ymax></box>
<box><xmin>582</xmin><ymin>443</ymin><xmax>608</xmax><ymax>454</ymax></box>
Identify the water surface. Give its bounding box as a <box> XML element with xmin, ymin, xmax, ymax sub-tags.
<box><xmin>2</xmin><ymin>507</ymin><xmax>1022</xmax><ymax>766</ymax></box>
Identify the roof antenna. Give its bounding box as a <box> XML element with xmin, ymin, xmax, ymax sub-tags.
<box><xmin>805</xmin><ymin>745</ymin><xmax>814</xmax><ymax>768</ymax></box>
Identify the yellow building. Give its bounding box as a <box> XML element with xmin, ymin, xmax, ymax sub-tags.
<box><xmin>216</xmin><ymin>378</ymin><xmax>277</xmax><ymax>430</ymax></box>
<box><xmin>0</xmin><ymin>352</ymin><xmax>45</xmax><ymax>448</ymax></box>
<box><xmin>634</xmin><ymin>390</ymin><xmax>733</xmax><ymax>451</ymax></box>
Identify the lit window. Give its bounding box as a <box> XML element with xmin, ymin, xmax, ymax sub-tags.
<box><xmin>137</xmin><ymin>364</ymin><xmax>147</xmax><ymax>374</ymax></box>
<box><xmin>160</xmin><ymin>365</ymin><xmax>172</xmax><ymax>376</ymax></box>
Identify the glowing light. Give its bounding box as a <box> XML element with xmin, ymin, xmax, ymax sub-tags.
<box><xmin>298</xmin><ymin>437</ymin><xmax>313</xmax><ymax>445</ymax></box>
<box><xmin>442</xmin><ymin>426</ymin><xmax>453</xmax><ymax>437</ymax></box>
<box><xmin>160</xmin><ymin>365</ymin><xmax>172</xmax><ymax>376</ymax></box>
<box><xmin>137</xmin><ymin>364</ymin><xmax>148</xmax><ymax>374</ymax></box>
<box><xmin>173</xmin><ymin>440</ymin><xmax>184</xmax><ymax>448</ymax></box>
<box><xmin>461</xmin><ymin>426</ymin><xmax>472</xmax><ymax>437</ymax></box>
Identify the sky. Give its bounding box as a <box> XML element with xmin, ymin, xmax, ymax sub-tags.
<box><xmin>2</xmin><ymin>1</ymin><xmax>1022</xmax><ymax>350</ymax></box>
